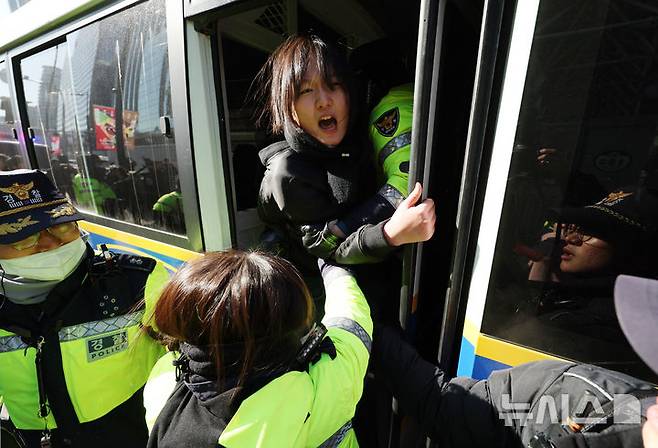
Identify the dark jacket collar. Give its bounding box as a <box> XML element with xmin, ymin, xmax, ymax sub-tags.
<box><xmin>259</xmin><ymin>130</ymin><xmax>361</xmax><ymax>166</ymax></box>
<box><xmin>179</xmin><ymin>342</ymin><xmax>292</xmax><ymax>409</ymax></box>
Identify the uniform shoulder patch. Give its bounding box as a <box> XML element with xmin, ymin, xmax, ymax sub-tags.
<box><xmin>374</xmin><ymin>107</ymin><xmax>400</xmax><ymax>137</ymax></box>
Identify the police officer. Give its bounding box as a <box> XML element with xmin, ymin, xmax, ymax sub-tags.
<box><xmin>148</xmin><ymin>252</ymin><xmax>373</xmax><ymax>448</ymax></box>
<box><xmin>0</xmin><ymin>169</ymin><xmax>168</xmax><ymax>448</ymax></box>
<box><xmin>152</xmin><ymin>191</ymin><xmax>184</xmax><ymax>234</ymax></box>
<box><xmin>71</xmin><ymin>155</ymin><xmax>117</xmax><ymax>215</ymax></box>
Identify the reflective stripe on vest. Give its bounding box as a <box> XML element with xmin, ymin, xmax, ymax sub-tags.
<box><xmin>0</xmin><ymin>310</ymin><xmax>144</xmax><ymax>353</ymax></box>
<box><xmin>378</xmin><ymin>183</ymin><xmax>405</xmax><ymax>208</ymax></box>
<box><xmin>0</xmin><ymin>335</ymin><xmax>27</xmax><ymax>353</ymax></box>
<box><xmin>324</xmin><ymin>317</ymin><xmax>372</xmax><ymax>353</ymax></box>
<box><xmin>318</xmin><ymin>420</ymin><xmax>353</xmax><ymax>448</ymax></box>
<box><xmin>378</xmin><ymin>131</ymin><xmax>411</xmax><ymax>166</ymax></box>
<box><xmin>59</xmin><ymin>310</ymin><xmax>144</xmax><ymax>342</ymax></box>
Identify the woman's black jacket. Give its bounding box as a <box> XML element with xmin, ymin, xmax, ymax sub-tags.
<box><xmin>258</xmin><ymin>134</ymin><xmax>393</xmax><ymax>274</ymax></box>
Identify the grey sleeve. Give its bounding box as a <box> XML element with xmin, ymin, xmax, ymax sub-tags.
<box><xmin>332</xmin><ymin>221</ymin><xmax>397</xmax><ymax>264</ymax></box>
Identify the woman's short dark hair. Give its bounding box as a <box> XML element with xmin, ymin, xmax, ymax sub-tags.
<box><xmin>255</xmin><ymin>34</ymin><xmax>355</xmax><ymax>139</ymax></box>
<box><xmin>154</xmin><ymin>250</ymin><xmax>314</xmax><ymax>387</ymax></box>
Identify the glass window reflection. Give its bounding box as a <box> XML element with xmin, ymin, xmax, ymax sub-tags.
<box><xmin>0</xmin><ymin>61</ymin><xmax>26</xmax><ymax>170</ymax></box>
<box><xmin>19</xmin><ymin>0</ymin><xmax>185</xmax><ymax>234</ymax></box>
<box><xmin>481</xmin><ymin>0</ymin><xmax>658</xmax><ymax>382</ymax></box>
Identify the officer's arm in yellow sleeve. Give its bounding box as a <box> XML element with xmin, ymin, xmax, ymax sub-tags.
<box><xmin>143</xmin><ymin>261</ymin><xmax>171</xmax><ymax>332</ymax></box>
<box><xmin>303</xmin><ymin>265</ymin><xmax>372</xmax><ymax>444</ymax></box>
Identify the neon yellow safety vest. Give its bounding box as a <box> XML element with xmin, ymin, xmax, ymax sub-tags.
<box><xmin>72</xmin><ymin>174</ymin><xmax>117</xmax><ymax>214</ymax></box>
<box><xmin>369</xmin><ymin>83</ymin><xmax>414</xmax><ymax>199</ymax></box>
<box><xmin>0</xmin><ymin>259</ymin><xmax>169</xmax><ymax>430</ymax></box>
<box><xmin>217</xmin><ymin>272</ymin><xmax>373</xmax><ymax>447</ymax></box>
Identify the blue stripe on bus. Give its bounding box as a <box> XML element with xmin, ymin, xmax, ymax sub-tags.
<box><xmin>86</xmin><ymin>232</ymin><xmax>186</xmax><ymax>272</ymax></box>
<box><xmin>472</xmin><ymin>356</ymin><xmax>510</xmax><ymax>380</ymax></box>
<box><xmin>457</xmin><ymin>336</ymin><xmax>512</xmax><ymax>379</ymax></box>
<box><xmin>456</xmin><ymin>336</ymin><xmax>476</xmax><ymax>377</ymax></box>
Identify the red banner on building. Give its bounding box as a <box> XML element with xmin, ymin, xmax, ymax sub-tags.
<box><xmin>93</xmin><ymin>105</ymin><xmax>116</xmax><ymax>151</ymax></box>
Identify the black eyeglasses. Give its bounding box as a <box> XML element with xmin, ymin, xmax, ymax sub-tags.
<box><xmin>561</xmin><ymin>223</ymin><xmax>593</xmax><ymax>243</ymax></box>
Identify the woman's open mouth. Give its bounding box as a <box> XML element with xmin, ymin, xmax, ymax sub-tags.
<box><xmin>318</xmin><ymin>116</ymin><xmax>337</xmax><ymax>131</ymax></box>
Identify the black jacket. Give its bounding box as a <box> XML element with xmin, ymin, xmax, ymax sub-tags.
<box><xmin>147</xmin><ymin>344</ymin><xmax>243</xmax><ymax>448</ymax></box>
<box><xmin>373</xmin><ymin>326</ymin><xmax>653</xmax><ymax>448</ymax></box>
<box><xmin>0</xmin><ymin>246</ymin><xmax>160</xmax><ymax>448</ymax></box>
<box><xmin>148</xmin><ymin>338</ymin><xmax>337</xmax><ymax>448</ymax></box>
<box><xmin>258</xmin><ymin>133</ymin><xmax>393</xmax><ymax>274</ymax></box>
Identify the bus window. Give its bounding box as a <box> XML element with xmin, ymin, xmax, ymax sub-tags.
<box><xmin>18</xmin><ymin>0</ymin><xmax>186</xmax><ymax>235</ymax></box>
<box><xmin>479</xmin><ymin>0</ymin><xmax>658</xmax><ymax>381</ymax></box>
<box><xmin>0</xmin><ymin>60</ymin><xmax>25</xmax><ymax>169</ymax></box>
<box><xmin>19</xmin><ymin>43</ymin><xmax>78</xmax><ymax>195</ymax></box>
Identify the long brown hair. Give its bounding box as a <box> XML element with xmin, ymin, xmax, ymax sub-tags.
<box><xmin>154</xmin><ymin>250</ymin><xmax>314</xmax><ymax>388</ymax></box>
<box><xmin>254</xmin><ymin>33</ymin><xmax>355</xmax><ymax>139</ymax></box>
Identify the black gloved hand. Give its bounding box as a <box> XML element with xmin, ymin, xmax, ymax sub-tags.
<box><xmin>301</xmin><ymin>223</ymin><xmax>343</xmax><ymax>258</ymax></box>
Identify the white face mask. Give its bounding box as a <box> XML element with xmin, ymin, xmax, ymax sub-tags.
<box><xmin>0</xmin><ymin>238</ymin><xmax>87</xmax><ymax>281</ymax></box>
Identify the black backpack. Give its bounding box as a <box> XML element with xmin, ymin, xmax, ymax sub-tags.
<box><xmin>495</xmin><ymin>362</ymin><xmax>657</xmax><ymax>447</ymax></box>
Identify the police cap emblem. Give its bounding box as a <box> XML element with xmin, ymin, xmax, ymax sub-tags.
<box><xmin>596</xmin><ymin>190</ymin><xmax>633</xmax><ymax>207</ymax></box>
<box><xmin>0</xmin><ymin>181</ymin><xmax>34</xmax><ymax>200</ymax></box>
